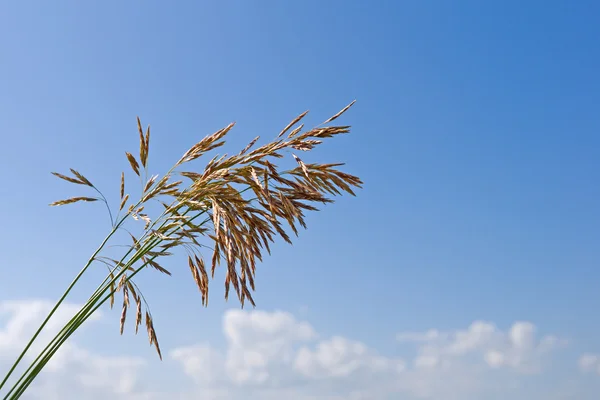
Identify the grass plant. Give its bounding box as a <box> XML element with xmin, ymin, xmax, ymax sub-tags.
<box><xmin>0</xmin><ymin>102</ymin><xmax>362</xmax><ymax>399</ymax></box>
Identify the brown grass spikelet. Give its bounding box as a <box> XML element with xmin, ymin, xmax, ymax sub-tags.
<box><xmin>125</xmin><ymin>152</ymin><xmax>140</xmax><ymax>176</ymax></box>
<box><xmin>119</xmin><ymin>194</ymin><xmax>129</xmax><ymax>211</ymax></box>
<box><xmin>323</xmin><ymin>99</ymin><xmax>356</xmax><ymax>124</ymax></box>
<box><xmin>109</xmin><ymin>271</ymin><xmax>116</xmax><ymax>309</ymax></box>
<box><xmin>120</xmin><ymin>172</ymin><xmax>125</xmax><ymax>199</ymax></box>
<box><xmin>195</xmin><ymin>255</ymin><xmax>209</xmax><ymax>306</ymax></box>
<box><xmin>239</xmin><ymin>136</ymin><xmax>260</xmax><ymax>155</ymax></box>
<box><xmin>145</xmin><ymin>125</ymin><xmax>150</xmax><ymax>166</ymax></box>
<box><xmin>145</xmin><ymin>312</ymin><xmax>162</xmax><ymax>360</ymax></box>
<box><xmin>69</xmin><ymin>169</ymin><xmax>93</xmax><ymax>187</ymax></box>
<box><xmin>49</xmin><ymin>197</ymin><xmax>98</xmax><ymax>206</ymax></box>
<box><xmin>134</xmin><ymin>296</ymin><xmax>142</xmax><ymax>334</ymax></box>
<box><xmin>119</xmin><ymin>280</ymin><xmax>129</xmax><ymax>335</ymax></box>
<box><xmin>146</xmin><ymin>259</ymin><xmax>171</xmax><ymax>276</ymax></box>
<box><xmin>143</xmin><ymin>175</ymin><xmax>158</xmax><ymax>194</ymax></box>
<box><xmin>278</xmin><ymin>110</ymin><xmax>309</xmax><ymax>138</ymax></box>
<box><xmin>51</xmin><ymin>171</ymin><xmax>91</xmax><ymax>186</ymax></box>
<box><xmin>126</xmin><ymin>282</ymin><xmax>138</xmax><ymax>310</ymax></box>
<box><xmin>287</xmin><ymin>124</ymin><xmax>305</xmax><ymax>139</ymax></box>
<box><xmin>137</xmin><ymin>117</ymin><xmax>148</xmax><ymax>168</ymax></box>
<box><xmin>188</xmin><ymin>256</ymin><xmax>209</xmax><ymax>306</ymax></box>
<box><xmin>177</xmin><ymin>123</ymin><xmax>235</xmax><ymax>165</ymax></box>
<box><xmin>292</xmin><ymin>154</ymin><xmax>310</xmax><ymax>179</ymax></box>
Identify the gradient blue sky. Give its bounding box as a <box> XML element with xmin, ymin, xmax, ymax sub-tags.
<box><xmin>1</xmin><ymin>1</ymin><xmax>599</xmax><ymax>399</ymax></box>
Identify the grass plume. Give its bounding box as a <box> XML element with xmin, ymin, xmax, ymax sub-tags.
<box><xmin>0</xmin><ymin>101</ymin><xmax>362</xmax><ymax>399</ymax></box>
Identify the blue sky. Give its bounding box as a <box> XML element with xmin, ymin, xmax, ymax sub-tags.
<box><xmin>1</xmin><ymin>1</ymin><xmax>600</xmax><ymax>399</ymax></box>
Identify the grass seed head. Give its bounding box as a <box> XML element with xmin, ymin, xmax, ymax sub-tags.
<box><xmin>50</xmin><ymin>102</ymin><xmax>362</xmax><ymax>360</ymax></box>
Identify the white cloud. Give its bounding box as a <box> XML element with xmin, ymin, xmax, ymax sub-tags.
<box><xmin>396</xmin><ymin>320</ymin><xmax>565</xmax><ymax>374</ymax></box>
<box><xmin>0</xmin><ymin>299</ymin><xmax>146</xmax><ymax>400</ymax></box>
<box><xmin>171</xmin><ymin>344</ymin><xmax>225</xmax><ymax>385</ymax></box>
<box><xmin>169</xmin><ymin>312</ymin><xmax>569</xmax><ymax>399</ymax></box>
<box><xmin>170</xmin><ymin>310</ymin><xmax>404</xmax><ymax>399</ymax></box>
<box><xmin>0</xmin><ymin>299</ymin><xmax>581</xmax><ymax>400</ymax></box>
<box><xmin>0</xmin><ymin>300</ymin><xmax>98</xmax><ymax>354</ymax></box>
<box><xmin>579</xmin><ymin>353</ymin><xmax>600</xmax><ymax>375</ymax></box>
<box><xmin>223</xmin><ymin>310</ymin><xmax>315</xmax><ymax>386</ymax></box>
<box><xmin>294</xmin><ymin>335</ymin><xmax>405</xmax><ymax>379</ymax></box>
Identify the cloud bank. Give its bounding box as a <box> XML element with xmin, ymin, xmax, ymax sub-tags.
<box><xmin>0</xmin><ymin>299</ymin><xmax>595</xmax><ymax>399</ymax></box>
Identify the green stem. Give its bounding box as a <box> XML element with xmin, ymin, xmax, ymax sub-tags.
<box><xmin>6</xmin><ymin>253</ymin><xmax>160</xmax><ymax>400</ymax></box>
<box><xmin>3</xmin><ymin>236</ymin><xmax>159</xmax><ymax>400</ymax></box>
<box><xmin>3</xmin><ymin>206</ymin><xmax>204</xmax><ymax>399</ymax></box>
<box><xmin>0</xmin><ymin>216</ymin><xmax>127</xmax><ymax>393</ymax></box>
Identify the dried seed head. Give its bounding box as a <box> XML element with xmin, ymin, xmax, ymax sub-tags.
<box><xmin>278</xmin><ymin>110</ymin><xmax>309</xmax><ymax>138</ymax></box>
<box><xmin>51</xmin><ymin>172</ymin><xmax>83</xmax><ymax>185</ymax></box>
<box><xmin>119</xmin><ymin>194</ymin><xmax>130</xmax><ymax>211</ymax></box>
<box><xmin>120</xmin><ymin>172</ymin><xmax>125</xmax><ymax>199</ymax></box>
<box><xmin>109</xmin><ymin>271</ymin><xmax>116</xmax><ymax>309</ymax></box>
<box><xmin>239</xmin><ymin>136</ymin><xmax>260</xmax><ymax>155</ymax></box>
<box><xmin>119</xmin><ymin>282</ymin><xmax>129</xmax><ymax>335</ymax></box>
<box><xmin>323</xmin><ymin>100</ymin><xmax>356</xmax><ymax>124</ymax></box>
<box><xmin>51</xmin><ymin>171</ymin><xmax>92</xmax><ymax>186</ymax></box>
<box><xmin>135</xmin><ymin>297</ymin><xmax>142</xmax><ymax>334</ymax></box>
<box><xmin>147</xmin><ymin>259</ymin><xmax>171</xmax><ymax>276</ymax></box>
<box><xmin>125</xmin><ymin>152</ymin><xmax>140</xmax><ymax>176</ymax></box>
<box><xmin>292</xmin><ymin>154</ymin><xmax>310</xmax><ymax>179</ymax></box>
<box><xmin>69</xmin><ymin>169</ymin><xmax>93</xmax><ymax>187</ymax></box>
<box><xmin>51</xmin><ymin>102</ymin><xmax>362</xmax><ymax>360</ymax></box>
<box><xmin>137</xmin><ymin>117</ymin><xmax>148</xmax><ymax>168</ymax></box>
<box><xmin>145</xmin><ymin>126</ymin><xmax>150</xmax><ymax>167</ymax></box>
<box><xmin>49</xmin><ymin>197</ymin><xmax>98</xmax><ymax>206</ymax></box>
<box><xmin>177</xmin><ymin>123</ymin><xmax>235</xmax><ymax>165</ymax></box>
<box><xmin>143</xmin><ymin>175</ymin><xmax>158</xmax><ymax>194</ymax></box>
<box><xmin>145</xmin><ymin>312</ymin><xmax>162</xmax><ymax>360</ymax></box>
